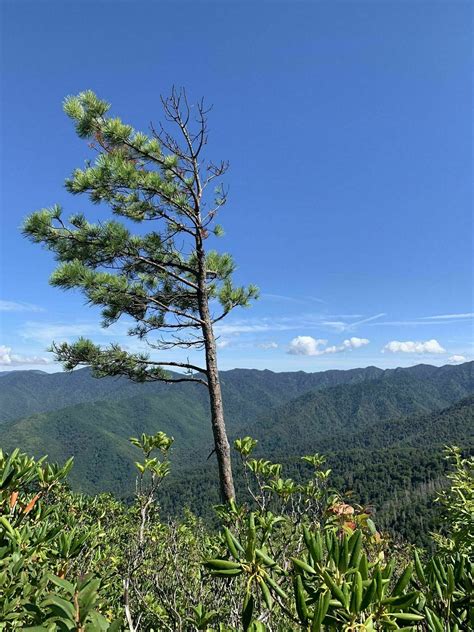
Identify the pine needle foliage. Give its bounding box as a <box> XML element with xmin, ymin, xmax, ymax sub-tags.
<box><xmin>23</xmin><ymin>89</ymin><xmax>258</xmax><ymax>501</ymax></box>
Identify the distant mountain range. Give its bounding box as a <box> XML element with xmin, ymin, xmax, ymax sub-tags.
<box><xmin>1</xmin><ymin>361</ymin><xmax>473</xmax><ymax>543</ymax></box>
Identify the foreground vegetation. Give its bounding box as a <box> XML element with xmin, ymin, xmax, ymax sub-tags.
<box><xmin>0</xmin><ymin>434</ymin><xmax>472</xmax><ymax>631</ymax></box>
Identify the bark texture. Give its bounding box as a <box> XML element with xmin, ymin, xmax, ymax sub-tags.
<box><xmin>197</xmin><ymin>239</ymin><xmax>235</xmax><ymax>502</ymax></box>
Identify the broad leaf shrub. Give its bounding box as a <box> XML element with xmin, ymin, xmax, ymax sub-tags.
<box><xmin>0</xmin><ymin>439</ymin><xmax>472</xmax><ymax>630</ymax></box>
<box><xmin>431</xmin><ymin>446</ymin><xmax>473</xmax><ymax>557</ymax></box>
<box><xmin>0</xmin><ymin>448</ymin><xmax>120</xmax><ymax>629</ymax></box>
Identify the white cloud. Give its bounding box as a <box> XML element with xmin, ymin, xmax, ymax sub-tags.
<box><xmin>344</xmin><ymin>337</ymin><xmax>370</xmax><ymax>349</ymax></box>
<box><xmin>382</xmin><ymin>339</ymin><xmax>446</xmax><ymax>354</ymax></box>
<box><xmin>448</xmin><ymin>355</ymin><xmax>467</xmax><ymax>364</ymax></box>
<box><xmin>0</xmin><ymin>300</ymin><xmax>44</xmax><ymax>312</ymax></box>
<box><xmin>319</xmin><ymin>337</ymin><xmax>370</xmax><ymax>355</ymax></box>
<box><xmin>288</xmin><ymin>336</ymin><xmax>328</xmax><ymax>356</ymax></box>
<box><xmin>288</xmin><ymin>336</ymin><xmax>369</xmax><ymax>356</ymax></box>
<box><xmin>257</xmin><ymin>341</ymin><xmax>279</xmax><ymax>350</ymax></box>
<box><xmin>0</xmin><ymin>345</ymin><xmax>51</xmax><ymax>366</ymax></box>
<box><xmin>0</xmin><ymin>346</ymin><xmax>12</xmax><ymax>364</ymax></box>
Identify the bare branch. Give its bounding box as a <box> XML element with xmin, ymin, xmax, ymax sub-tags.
<box><xmin>136</xmin><ymin>358</ymin><xmax>206</xmax><ymax>375</ymax></box>
<box><xmin>153</xmin><ymin>376</ymin><xmax>208</xmax><ymax>387</ymax></box>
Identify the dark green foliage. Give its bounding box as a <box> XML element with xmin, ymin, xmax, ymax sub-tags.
<box><xmin>1</xmin><ymin>363</ymin><xmax>473</xmax><ymax>544</ymax></box>
<box><xmin>250</xmin><ymin>372</ymin><xmax>474</xmax><ymax>459</ymax></box>
<box><xmin>0</xmin><ymin>392</ymin><xmax>211</xmax><ymax>495</ymax></box>
<box><xmin>0</xmin><ymin>364</ymin><xmax>394</xmax><ymax>425</ymax></box>
<box><xmin>5</xmin><ymin>361</ymin><xmax>470</xmax><ymax>427</ymax></box>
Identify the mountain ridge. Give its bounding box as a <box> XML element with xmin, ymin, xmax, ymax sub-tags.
<box><xmin>1</xmin><ymin>361</ymin><xmax>471</xmax><ymax>425</ymax></box>
<box><xmin>1</xmin><ymin>361</ymin><xmax>472</xmax><ymax>496</ymax></box>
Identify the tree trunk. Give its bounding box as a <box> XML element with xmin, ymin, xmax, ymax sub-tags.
<box><xmin>196</xmin><ymin>243</ymin><xmax>235</xmax><ymax>503</ymax></box>
<box><xmin>201</xmin><ymin>314</ymin><xmax>235</xmax><ymax>502</ymax></box>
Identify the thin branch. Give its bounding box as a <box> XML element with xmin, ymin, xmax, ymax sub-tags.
<box><xmin>136</xmin><ymin>359</ymin><xmax>206</xmax><ymax>374</ymax></box>
<box><xmin>156</xmin><ymin>376</ymin><xmax>208</xmax><ymax>387</ymax></box>
<box><xmin>135</xmin><ymin>254</ymin><xmax>199</xmax><ymax>290</ymax></box>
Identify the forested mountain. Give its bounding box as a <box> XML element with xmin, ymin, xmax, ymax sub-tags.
<box><xmin>1</xmin><ymin>361</ymin><xmax>473</xmax><ymax>543</ymax></box>
<box><xmin>0</xmin><ymin>364</ymin><xmax>388</xmax><ymax>425</ymax></box>
<box><xmin>155</xmin><ymin>395</ymin><xmax>473</xmax><ymax>545</ymax></box>
<box><xmin>1</xmin><ymin>361</ymin><xmax>471</xmax><ymax>428</ymax></box>
<box><xmin>0</xmin><ymin>364</ymin><xmax>395</xmax><ymax>493</ymax></box>
<box><xmin>330</xmin><ymin>393</ymin><xmax>474</xmax><ymax>452</ymax></box>
<box><xmin>249</xmin><ymin>368</ymin><xmax>474</xmax><ymax>458</ymax></box>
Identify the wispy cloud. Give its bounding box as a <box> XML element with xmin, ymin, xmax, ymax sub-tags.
<box><xmin>448</xmin><ymin>355</ymin><xmax>467</xmax><ymax>364</ymax></box>
<box><xmin>323</xmin><ymin>313</ymin><xmax>386</xmax><ymax>332</ymax></box>
<box><xmin>0</xmin><ymin>300</ymin><xmax>44</xmax><ymax>313</ymax></box>
<box><xmin>214</xmin><ymin>321</ymin><xmax>282</xmax><ymax>336</ymax></box>
<box><xmin>351</xmin><ymin>313</ymin><xmax>386</xmax><ymax>328</ymax></box>
<box><xmin>216</xmin><ymin>339</ymin><xmax>231</xmax><ymax>349</ymax></box>
<box><xmin>21</xmin><ymin>322</ymin><xmax>100</xmax><ymax>345</ymax></box>
<box><xmin>257</xmin><ymin>341</ymin><xmax>279</xmax><ymax>350</ymax></box>
<box><xmin>382</xmin><ymin>339</ymin><xmax>446</xmax><ymax>354</ymax></box>
<box><xmin>326</xmin><ymin>314</ymin><xmax>364</xmax><ymax>319</ymax></box>
<box><xmin>371</xmin><ymin>312</ymin><xmax>473</xmax><ymax>327</ymax></box>
<box><xmin>19</xmin><ymin>311</ymin><xmax>384</xmax><ymax>349</ymax></box>
<box><xmin>20</xmin><ymin>320</ymin><xmax>131</xmax><ymax>345</ymax></box>
<box><xmin>371</xmin><ymin>321</ymin><xmax>451</xmax><ymax>327</ymax></box>
<box><xmin>215</xmin><ymin>312</ymin><xmax>383</xmax><ymax>338</ymax></box>
<box><xmin>288</xmin><ymin>336</ymin><xmax>370</xmax><ymax>356</ymax></box>
<box><xmin>420</xmin><ymin>313</ymin><xmax>474</xmax><ymax>321</ymax></box>
<box><xmin>319</xmin><ymin>321</ymin><xmax>347</xmax><ymax>332</ymax></box>
<box><xmin>0</xmin><ymin>345</ymin><xmax>51</xmax><ymax>366</ymax></box>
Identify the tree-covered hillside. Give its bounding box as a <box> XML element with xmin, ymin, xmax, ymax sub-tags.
<box><xmin>0</xmin><ymin>364</ymin><xmax>388</xmax><ymax>425</ymax></box>
<box><xmin>0</xmin><ymin>364</ymin><xmax>396</xmax><ymax>494</ymax></box>
<box><xmin>1</xmin><ymin>362</ymin><xmax>472</xmax><ymax>546</ymax></box>
<box><xmin>250</xmin><ymin>369</ymin><xmax>474</xmax><ymax>458</ymax></box>
<box><xmin>156</xmin><ymin>397</ymin><xmax>473</xmax><ymax>545</ymax></box>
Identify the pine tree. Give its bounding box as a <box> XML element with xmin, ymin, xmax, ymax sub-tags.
<box><xmin>23</xmin><ymin>89</ymin><xmax>258</xmax><ymax>502</ymax></box>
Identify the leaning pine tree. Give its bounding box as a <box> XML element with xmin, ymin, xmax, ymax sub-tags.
<box><xmin>23</xmin><ymin>90</ymin><xmax>258</xmax><ymax>502</ymax></box>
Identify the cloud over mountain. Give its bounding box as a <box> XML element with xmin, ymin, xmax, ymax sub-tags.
<box><xmin>0</xmin><ymin>345</ymin><xmax>51</xmax><ymax>366</ymax></box>
<box><xmin>382</xmin><ymin>339</ymin><xmax>446</xmax><ymax>354</ymax></box>
<box><xmin>288</xmin><ymin>336</ymin><xmax>369</xmax><ymax>356</ymax></box>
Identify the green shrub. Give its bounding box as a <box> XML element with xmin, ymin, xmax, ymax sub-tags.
<box><xmin>0</xmin><ymin>438</ymin><xmax>472</xmax><ymax>630</ymax></box>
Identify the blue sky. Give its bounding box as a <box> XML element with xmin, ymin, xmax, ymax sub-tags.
<box><xmin>0</xmin><ymin>1</ymin><xmax>472</xmax><ymax>372</ymax></box>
